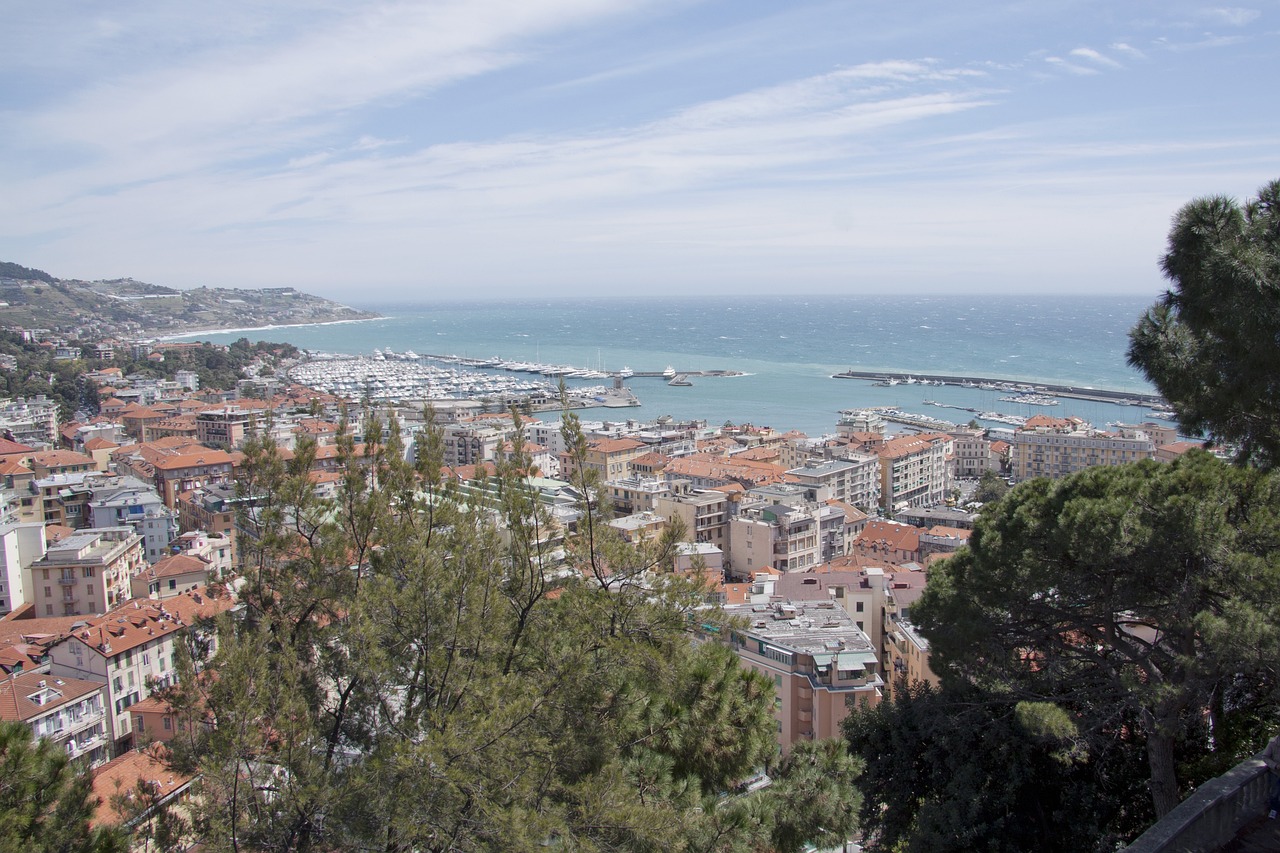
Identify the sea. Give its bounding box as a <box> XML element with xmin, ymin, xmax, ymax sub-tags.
<box><xmin>170</xmin><ymin>293</ymin><xmax>1171</xmax><ymax>439</ymax></box>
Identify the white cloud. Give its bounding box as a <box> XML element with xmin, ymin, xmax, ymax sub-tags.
<box><xmin>1109</xmin><ymin>42</ymin><xmax>1147</xmax><ymax>60</ymax></box>
<box><xmin>1044</xmin><ymin>56</ymin><xmax>1101</xmax><ymax>75</ymax></box>
<box><xmin>1207</xmin><ymin>7</ymin><xmax>1261</xmax><ymax>26</ymax></box>
<box><xmin>1070</xmin><ymin>47</ymin><xmax>1123</xmax><ymax>69</ymax></box>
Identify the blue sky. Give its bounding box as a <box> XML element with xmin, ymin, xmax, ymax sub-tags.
<box><xmin>2</xmin><ymin>1</ymin><xmax>1276</xmax><ymax>302</ymax></box>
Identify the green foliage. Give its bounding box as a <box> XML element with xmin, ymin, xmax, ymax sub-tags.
<box><xmin>0</xmin><ymin>261</ymin><xmax>54</xmax><ymax>282</ymax></box>
<box><xmin>183</xmin><ymin>409</ymin><xmax>848</xmax><ymax>851</ymax></box>
<box><xmin>0</xmin><ymin>720</ymin><xmax>126</xmax><ymax>853</ymax></box>
<box><xmin>1128</xmin><ymin>178</ymin><xmax>1280</xmax><ymax>467</ymax></box>
<box><xmin>972</xmin><ymin>469</ymin><xmax>1009</xmax><ymax>504</ymax></box>
<box><xmin>0</xmin><ymin>330</ymin><xmax>91</xmax><ymax>420</ymax></box>
<box><xmin>916</xmin><ymin>452</ymin><xmax>1280</xmax><ymax>817</ymax></box>
<box><xmin>844</xmin><ymin>681</ymin><xmax>1141</xmax><ymax>853</ymax></box>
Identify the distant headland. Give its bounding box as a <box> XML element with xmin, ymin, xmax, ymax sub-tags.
<box><xmin>0</xmin><ymin>261</ymin><xmax>380</xmax><ymax>339</ymax></box>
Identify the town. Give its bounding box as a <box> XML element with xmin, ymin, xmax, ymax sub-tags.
<box><xmin>0</xmin><ymin>306</ymin><xmax>1207</xmax><ymax>849</ymax></box>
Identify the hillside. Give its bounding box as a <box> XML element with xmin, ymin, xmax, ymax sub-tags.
<box><xmin>0</xmin><ymin>263</ymin><xmax>379</xmax><ymax>339</ymax></box>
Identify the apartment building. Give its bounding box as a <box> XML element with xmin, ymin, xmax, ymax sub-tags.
<box><xmin>87</xmin><ymin>477</ymin><xmax>180</xmax><ymax>563</ymax></box>
<box><xmin>195</xmin><ymin>406</ymin><xmax>263</xmax><ymax>449</ymax></box>
<box><xmin>948</xmin><ymin>427</ymin><xmax>995</xmax><ymax>478</ymax></box>
<box><xmin>1008</xmin><ymin>416</ymin><xmax>1156</xmax><ymax>482</ymax></box>
<box><xmin>608</xmin><ymin>476</ymin><xmax>673</xmax><ymax>515</ymax></box>
<box><xmin>722</xmin><ymin>600</ymin><xmax>882</xmax><ymax>754</ymax></box>
<box><xmin>652</xmin><ymin>486</ymin><xmax>730</xmax><ymax>547</ymax></box>
<box><xmin>0</xmin><ymin>522</ymin><xmax>45</xmax><ymax>616</ymax></box>
<box><xmin>559</xmin><ymin>437</ymin><xmax>648</xmax><ymax>483</ymax></box>
<box><xmin>0</xmin><ymin>670</ymin><xmax>110</xmax><ymax>767</ymax></box>
<box><xmin>876</xmin><ymin>433</ymin><xmax>952</xmax><ymax>512</ymax></box>
<box><xmin>130</xmin><ymin>553</ymin><xmax>212</xmax><ymax>600</ymax></box>
<box><xmin>28</xmin><ymin>527</ymin><xmax>145</xmax><ymax>617</ymax></box>
<box><xmin>881</xmin><ymin>568</ymin><xmax>938</xmax><ymax>699</ymax></box>
<box><xmin>786</xmin><ymin>455</ymin><xmax>881</xmax><ymax>512</ymax></box>
<box><xmin>729</xmin><ymin>500</ymin><xmax>842</xmax><ymax>576</ymax></box>
<box><xmin>151</xmin><ymin>449</ymin><xmax>236</xmax><ymax>507</ymax></box>
<box><xmin>0</xmin><ymin>396</ymin><xmax>59</xmax><ymax>445</ymax></box>
<box><xmin>45</xmin><ymin>588</ymin><xmax>232</xmax><ymax>755</ymax></box>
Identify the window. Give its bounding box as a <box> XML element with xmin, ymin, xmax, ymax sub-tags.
<box><xmin>82</xmin><ymin>567</ymin><xmax>94</xmax><ymax>578</ymax></box>
<box><xmin>86</xmin><ymin>585</ymin><xmax>94</xmax><ymax>596</ymax></box>
<box><xmin>44</xmin><ymin>586</ymin><xmax>51</xmax><ymax>598</ymax></box>
<box><xmin>163</xmin><ymin>716</ymin><xmax>171</xmax><ymax>730</ymax></box>
<box><xmin>113</xmin><ymin>677</ymin><xmax>122</xmax><ymax>692</ymax></box>
<box><xmin>855</xmin><ymin>601</ymin><xmax>864</xmax><ymax>612</ymax></box>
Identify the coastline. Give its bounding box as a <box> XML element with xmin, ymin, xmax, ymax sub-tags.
<box><xmin>153</xmin><ymin>315</ymin><xmax>383</xmax><ymax>342</ymax></box>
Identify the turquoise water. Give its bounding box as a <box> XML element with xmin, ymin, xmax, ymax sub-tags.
<box><xmin>176</xmin><ymin>294</ymin><xmax>1168</xmax><ymax>437</ymax></box>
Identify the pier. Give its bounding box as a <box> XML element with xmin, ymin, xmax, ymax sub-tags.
<box><xmin>832</xmin><ymin>370</ymin><xmax>1164</xmax><ymax>407</ymax></box>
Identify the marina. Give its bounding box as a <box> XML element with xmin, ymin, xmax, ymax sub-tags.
<box><xmin>289</xmin><ymin>353</ymin><xmax>640</xmax><ymax>410</ymax></box>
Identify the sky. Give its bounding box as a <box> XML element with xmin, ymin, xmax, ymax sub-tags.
<box><xmin>2</xmin><ymin>1</ymin><xmax>1277</xmax><ymax>303</ymax></box>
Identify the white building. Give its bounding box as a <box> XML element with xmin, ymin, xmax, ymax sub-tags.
<box><xmin>0</xmin><ymin>522</ymin><xmax>45</xmax><ymax>616</ymax></box>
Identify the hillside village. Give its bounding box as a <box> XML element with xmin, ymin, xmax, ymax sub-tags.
<box><xmin>0</xmin><ymin>298</ymin><xmax>1209</xmax><ymax>847</ymax></box>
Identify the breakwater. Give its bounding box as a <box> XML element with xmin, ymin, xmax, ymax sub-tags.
<box><xmin>832</xmin><ymin>370</ymin><xmax>1164</xmax><ymax>407</ymax></box>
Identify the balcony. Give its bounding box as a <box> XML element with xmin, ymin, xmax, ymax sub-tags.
<box><xmin>58</xmin><ymin>576</ymin><xmax>77</xmax><ymax>586</ymax></box>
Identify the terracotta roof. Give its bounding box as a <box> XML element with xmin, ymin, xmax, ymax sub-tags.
<box><xmin>0</xmin><ymin>670</ymin><xmax>104</xmax><ymax>723</ymax></box>
<box><xmin>0</xmin><ymin>438</ymin><xmax>36</xmax><ymax>455</ymax></box>
<box><xmin>151</xmin><ymin>450</ymin><xmax>235</xmax><ymax>471</ymax></box>
<box><xmin>30</xmin><ymin>450</ymin><xmax>95</xmax><ymax>468</ymax></box>
<box><xmin>90</xmin><ymin>744</ymin><xmax>194</xmax><ymax>828</ymax></box>
<box><xmin>854</xmin><ymin>520</ymin><xmax>921</xmax><ymax>553</ymax></box>
<box><xmin>0</xmin><ymin>459</ymin><xmax>32</xmax><ymax>476</ymax></box>
<box><xmin>83</xmin><ymin>437</ymin><xmax>118</xmax><ymax>451</ymax></box>
<box><xmin>589</xmin><ymin>438</ymin><xmax>646</xmax><ymax>453</ymax></box>
<box><xmin>53</xmin><ymin>587</ymin><xmax>234</xmax><ymax>659</ymax></box>
<box><xmin>877</xmin><ymin>435</ymin><xmax>934</xmax><ymax>459</ymax></box>
<box><xmin>145</xmin><ymin>554</ymin><xmax>210</xmax><ymax>580</ymax></box>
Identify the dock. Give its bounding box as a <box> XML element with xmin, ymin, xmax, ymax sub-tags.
<box><xmin>832</xmin><ymin>370</ymin><xmax>1164</xmax><ymax>407</ymax></box>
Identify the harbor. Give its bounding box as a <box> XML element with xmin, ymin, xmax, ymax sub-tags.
<box><xmin>289</xmin><ymin>353</ymin><xmax>640</xmax><ymax>410</ymax></box>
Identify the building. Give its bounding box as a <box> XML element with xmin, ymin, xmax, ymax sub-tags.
<box><xmin>27</xmin><ymin>527</ymin><xmax>145</xmax><ymax>616</ymax></box>
<box><xmin>786</xmin><ymin>455</ymin><xmax>881</xmax><ymax>512</ymax></box>
<box><xmin>195</xmin><ymin>406</ymin><xmax>262</xmax><ymax>449</ymax></box>
<box><xmin>722</xmin><ymin>600</ymin><xmax>882</xmax><ymax>753</ymax></box>
<box><xmin>151</xmin><ymin>449</ymin><xmax>236</xmax><ymax>508</ymax></box>
<box><xmin>0</xmin><ymin>670</ymin><xmax>110</xmax><ymax>767</ymax></box>
<box><xmin>0</xmin><ymin>396</ymin><xmax>60</xmax><ymax>445</ymax></box>
<box><xmin>876</xmin><ymin>433</ymin><xmax>952</xmax><ymax>512</ymax></box>
<box><xmin>1007</xmin><ymin>416</ymin><xmax>1156</xmax><ymax>482</ymax></box>
<box><xmin>0</xmin><ymin>522</ymin><xmax>46</xmax><ymax>616</ymax></box>
<box><xmin>652</xmin><ymin>486</ymin><xmax>731</xmax><ymax>547</ymax></box>
<box><xmin>45</xmin><ymin>588</ymin><xmax>233</xmax><ymax>754</ymax></box>
<box><xmin>130</xmin><ymin>553</ymin><xmax>212</xmax><ymax>600</ymax></box>
<box><xmin>729</xmin><ymin>502</ymin><xmax>823</xmax><ymax>576</ymax></box>
<box><xmin>881</xmin><ymin>567</ymin><xmax>938</xmax><ymax>698</ymax></box>
<box><xmin>560</xmin><ymin>437</ymin><xmax>648</xmax><ymax>483</ymax></box>
<box><xmin>948</xmin><ymin>427</ymin><xmax>995</xmax><ymax>478</ymax></box>
<box><xmin>86</xmin><ymin>477</ymin><xmax>180</xmax><ymax>563</ymax></box>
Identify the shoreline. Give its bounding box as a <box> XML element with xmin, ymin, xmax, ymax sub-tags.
<box><xmin>153</xmin><ymin>315</ymin><xmax>383</xmax><ymax>342</ymax></box>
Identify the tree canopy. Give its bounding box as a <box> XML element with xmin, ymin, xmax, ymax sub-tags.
<box><xmin>844</xmin><ymin>681</ymin><xmax>1149</xmax><ymax>853</ymax></box>
<box><xmin>1128</xmin><ymin>178</ymin><xmax>1280</xmax><ymax>467</ymax></box>
<box><xmin>914</xmin><ymin>451</ymin><xmax>1280</xmax><ymax>818</ymax></box>
<box><xmin>177</xmin><ymin>409</ymin><xmax>858</xmax><ymax>851</ymax></box>
<box><xmin>0</xmin><ymin>720</ymin><xmax>125</xmax><ymax>853</ymax></box>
